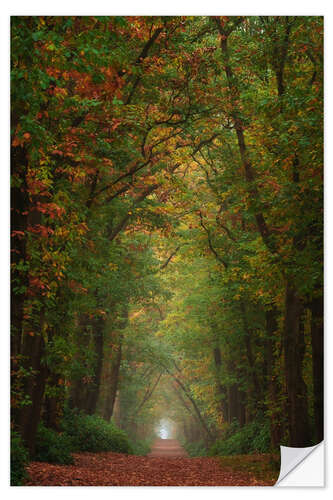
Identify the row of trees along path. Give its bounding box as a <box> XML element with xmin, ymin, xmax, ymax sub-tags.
<box><xmin>11</xmin><ymin>15</ymin><xmax>323</xmax><ymax>486</ymax></box>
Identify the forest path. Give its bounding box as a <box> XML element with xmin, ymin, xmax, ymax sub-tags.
<box><xmin>147</xmin><ymin>438</ymin><xmax>188</xmax><ymax>457</ymax></box>
<box><xmin>26</xmin><ymin>449</ymin><xmax>273</xmax><ymax>486</ymax></box>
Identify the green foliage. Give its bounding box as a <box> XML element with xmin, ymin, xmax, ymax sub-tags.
<box><xmin>62</xmin><ymin>410</ymin><xmax>133</xmax><ymax>454</ymax></box>
<box><xmin>128</xmin><ymin>438</ymin><xmax>151</xmax><ymax>456</ymax></box>
<box><xmin>35</xmin><ymin>423</ymin><xmax>74</xmax><ymax>465</ymax></box>
<box><xmin>209</xmin><ymin>420</ymin><xmax>271</xmax><ymax>456</ymax></box>
<box><xmin>10</xmin><ymin>430</ymin><xmax>29</xmax><ymax>486</ymax></box>
<box><xmin>183</xmin><ymin>440</ymin><xmax>207</xmax><ymax>457</ymax></box>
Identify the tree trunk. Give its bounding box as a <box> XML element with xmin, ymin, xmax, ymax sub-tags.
<box><xmin>43</xmin><ymin>372</ymin><xmax>65</xmax><ymax>431</ymax></box>
<box><xmin>68</xmin><ymin>315</ymin><xmax>91</xmax><ymax>411</ymax></box>
<box><xmin>103</xmin><ymin>335</ymin><xmax>123</xmax><ymax>420</ymax></box>
<box><xmin>101</xmin><ymin>308</ymin><xmax>128</xmax><ymax>420</ymax></box>
<box><xmin>283</xmin><ymin>283</ymin><xmax>311</xmax><ymax>446</ymax></box>
<box><xmin>310</xmin><ymin>295</ymin><xmax>324</xmax><ymax>442</ymax></box>
<box><xmin>240</xmin><ymin>301</ymin><xmax>262</xmax><ymax>405</ymax></box>
<box><xmin>44</xmin><ymin>391</ymin><xmax>59</xmax><ymax>430</ymax></box>
<box><xmin>212</xmin><ymin>345</ymin><xmax>228</xmax><ymax>421</ymax></box>
<box><xmin>13</xmin><ymin>193</ymin><xmax>49</xmax><ymax>455</ymax></box>
<box><xmin>16</xmin><ymin>331</ymin><xmax>48</xmax><ymax>456</ymax></box>
<box><xmin>10</xmin><ymin>145</ymin><xmax>29</xmax><ymax>426</ymax></box>
<box><xmin>85</xmin><ymin>316</ymin><xmax>105</xmax><ymax>415</ymax></box>
<box><xmin>265</xmin><ymin>307</ymin><xmax>283</xmax><ymax>448</ymax></box>
<box><xmin>11</xmin><ymin>137</ymin><xmax>29</xmax><ymax>356</ymax></box>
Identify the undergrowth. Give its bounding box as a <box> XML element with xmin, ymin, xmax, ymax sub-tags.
<box><xmin>209</xmin><ymin>420</ymin><xmax>272</xmax><ymax>456</ymax></box>
<box><xmin>61</xmin><ymin>409</ymin><xmax>133</xmax><ymax>454</ymax></box>
<box><xmin>183</xmin><ymin>440</ymin><xmax>207</xmax><ymax>457</ymax></box>
<box><xmin>35</xmin><ymin>423</ymin><xmax>74</xmax><ymax>465</ymax></box>
<box><xmin>10</xmin><ymin>430</ymin><xmax>29</xmax><ymax>486</ymax></box>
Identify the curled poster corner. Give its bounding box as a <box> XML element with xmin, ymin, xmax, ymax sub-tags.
<box><xmin>275</xmin><ymin>441</ymin><xmax>324</xmax><ymax>487</ymax></box>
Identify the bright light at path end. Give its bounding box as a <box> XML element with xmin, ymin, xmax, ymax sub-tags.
<box><xmin>159</xmin><ymin>427</ymin><xmax>169</xmax><ymax>439</ymax></box>
<box><xmin>156</xmin><ymin>418</ymin><xmax>175</xmax><ymax>439</ymax></box>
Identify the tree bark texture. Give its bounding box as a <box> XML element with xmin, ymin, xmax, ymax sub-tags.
<box><xmin>311</xmin><ymin>295</ymin><xmax>324</xmax><ymax>442</ymax></box>
<box><xmin>283</xmin><ymin>283</ymin><xmax>311</xmax><ymax>446</ymax></box>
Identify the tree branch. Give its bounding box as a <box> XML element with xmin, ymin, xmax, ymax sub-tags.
<box><xmin>134</xmin><ymin>372</ymin><xmax>163</xmax><ymax>416</ymax></box>
<box><xmin>198</xmin><ymin>211</ymin><xmax>228</xmax><ymax>268</ymax></box>
<box><xmin>156</xmin><ymin>245</ymin><xmax>181</xmax><ymax>272</ymax></box>
<box><xmin>125</xmin><ymin>27</ymin><xmax>163</xmax><ymax>105</ymax></box>
<box><xmin>108</xmin><ymin>183</ymin><xmax>159</xmax><ymax>242</ymax></box>
<box><xmin>192</xmin><ymin>133</ymin><xmax>219</xmax><ymax>155</ymax></box>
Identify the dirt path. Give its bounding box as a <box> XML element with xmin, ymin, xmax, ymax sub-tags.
<box><xmin>26</xmin><ymin>443</ymin><xmax>273</xmax><ymax>486</ymax></box>
<box><xmin>148</xmin><ymin>438</ymin><xmax>188</xmax><ymax>458</ymax></box>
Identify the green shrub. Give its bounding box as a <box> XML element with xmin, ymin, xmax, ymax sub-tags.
<box><xmin>224</xmin><ymin>418</ymin><xmax>241</xmax><ymax>438</ymax></box>
<box><xmin>252</xmin><ymin>421</ymin><xmax>271</xmax><ymax>453</ymax></box>
<box><xmin>35</xmin><ymin>423</ymin><xmax>74</xmax><ymax>465</ymax></box>
<box><xmin>129</xmin><ymin>438</ymin><xmax>151</xmax><ymax>456</ymax></box>
<box><xmin>183</xmin><ymin>440</ymin><xmax>207</xmax><ymax>457</ymax></box>
<box><xmin>10</xmin><ymin>430</ymin><xmax>29</xmax><ymax>486</ymax></box>
<box><xmin>62</xmin><ymin>410</ymin><xmax>133</xmax><ymax>454</ymax></box>
<box><xmin>209</xmin><ymin>420</ymin><xmax>271</xmax><ymax>456</ymax></box>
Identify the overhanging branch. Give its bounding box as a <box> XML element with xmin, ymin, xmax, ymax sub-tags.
<box><xmin>198</xmin><ymin>211</ymin><xmax>228</xmax><ymax>268</ymax></box>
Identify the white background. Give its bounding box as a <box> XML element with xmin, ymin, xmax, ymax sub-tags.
<box><xmin>1</xmin><ymin>0</ymin><xmax>331</xmax><ymax>497</ymax></box>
